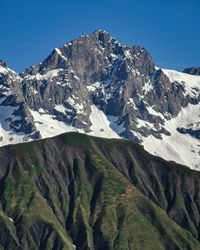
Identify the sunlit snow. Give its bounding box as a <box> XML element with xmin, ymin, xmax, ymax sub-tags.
<box><xmin>161</xmin><ymin>68</ymin><xmax>200</xmax><ymax>98</ymax></box>
<box><xmin>142</xmin><ymin>103</ymin><xmax>200</xmax><ymax>169</ymax></box>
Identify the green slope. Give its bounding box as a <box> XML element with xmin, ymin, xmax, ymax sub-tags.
<box><xmin>0</xmin><ymin>132</ymin><xmax>199</xmax><ymax>249</ymax></box>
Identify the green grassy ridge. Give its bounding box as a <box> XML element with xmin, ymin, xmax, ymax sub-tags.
<box><xmin>89</xmin><ymin>133</ymin><xmax>200</xmax><ymax>238</ymax></box>
<box><xmin>0</xmin><ymin>132</ymin><xmax>200</xmax><ymax>249</ymax></box>
<box><xmin>2</xmin><ymin>147</ymin><xmax>75</xmax><ymax>249</ymax></box>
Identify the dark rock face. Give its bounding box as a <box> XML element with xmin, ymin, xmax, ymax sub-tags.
<box><xmin>183</xmin><ymin>67</ymin><xmax>200</xmax><ymax>75</ymax></box>
<box><xmin>177</xmin><ymin>127</ymin><xmax>200</xmax><ymax>139</ymax></box>
<box><xmin>0</xmin><ymin>132</ymin><xmax>200</xmax><ymax>249</ymax></box>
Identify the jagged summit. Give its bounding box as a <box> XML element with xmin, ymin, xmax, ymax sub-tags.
<box><xmin>0</xmin><ymin>60</ymin><xmax>18</xmax><ymax>77</ymax></box>
<box><xmin>22</xmin><ymin>30</ymin><xmax>153</xmax><ymax>80</ymax></box>
<box><xmin>93</xmin><ymin>29</ymin><xmax>110</xmax><ymax>35</ymax></box>
<box><xmin>92</xmin><ymin>29</ymin><xmax>116</xmax><ymax>42</ymax></box>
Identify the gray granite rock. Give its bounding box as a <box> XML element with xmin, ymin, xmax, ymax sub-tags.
<box><xmin>0</xmin><ymin>30</ymin><xmax>199</xmax><ymax>150</ymax></box>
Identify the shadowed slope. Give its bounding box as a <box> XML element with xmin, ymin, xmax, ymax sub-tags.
<box><xmin>0</xmin><ymin>132</ymin><xmax>199</xmax><ymax>249</ymax></box>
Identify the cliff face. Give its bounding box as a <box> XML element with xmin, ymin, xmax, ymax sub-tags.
<box><xmin>0</xmin><ymin>132</ymin><xmax>200</xmax><ymax>249</ymax></box>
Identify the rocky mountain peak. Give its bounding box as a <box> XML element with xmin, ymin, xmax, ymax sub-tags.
<box><xmin>0</xmin><ymin>60</ymin><xmax>9</xmax><ymax>76</ymax></box>
<box><xmin>92</xmin><ymin>29</ymin><xmax>116</xmax><ymax>45</ymax></box>
<box><xmin>0</xmin><ymin>31</ymin><xmax>199</xmax><ymax>169</ymax></box>
<box><xmin>183</xmin><ymin>67</ymin><xmax>200</xmax><ymax>75</ymax></box>
<box><xmin>22</xmin><ymin>30</ymin><xmax>155</xmax><ymax>86</ymax></box>
<box><xmin>0</xmin><ymin>60</ymin><xmax>6</xmax><ymax>68</ymax></box>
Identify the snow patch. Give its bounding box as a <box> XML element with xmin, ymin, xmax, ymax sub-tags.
<box><xmin>0</xmin><ymin>105</ymin><xmax>30</xmax><ymax>146</ymax></box>
<box><xmin>146</xmin><ymin>106</ymin><xmax>165</xmax><ymax>120</ymax></box>
<box><xmin>30</xmin><ymin>109</ymin><xmax>83</xmax><ymax>138</ymax></box>
<box><xmin>0</xmin><ymin>66</ymin><xmax>8</xmax><ymax>74</ymax></box>
<box><xmin>87</xmin><ymin>82</ymin><xmax>101</xmax><ymax>92</ymax></box>
<box><xmin>27</xmin><ymin>69</ymin><xmax>63</xmax><ymax>81</ymax></box>
<box><xmin>107</xmin><ymin>115</ymin><xmax>126</xmax><ymax>134</ymax></box>
<box><xmin>162</xmin><ymin>68</ymin><xmax>200</xmax><ymax>98</ymax></box>
<box><xmin>89</xmin><ymin>105</ymin><xmax>121</xmax><ymax>138</ymax></box>
<box><xmin>124</xmin><ymin>50</ymin><xmax>132</xmax><ymax>59</ymax></box>
<box><xmin>142</xmin><ymin>103</ymin><xmax>200</xmax><ymax>170</ymax></box>
<box><xmin>128</xmin><ymin>98</ymin><xmax>137</xmax><ymax>110</ymax></box>
<box><xmin>142</xmin><ymin>80</ymin><xmax>153</xmax><ymax>94</ymax></box>
<box><xmin>54</xmin><ymin>104</ymin><xmax>66</xmax><ymax>114</ymax></box>
<box><xmin>55</xmin><ymin>48</ymin><xmax>68</xmax><ymax>62</ymax></box>
<box><xmin>136</xmin><ymin>119</ymin><xmax>154</xmax><ymax>129</ymax></box>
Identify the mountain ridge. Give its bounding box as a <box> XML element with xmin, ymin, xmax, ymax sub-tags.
<box><xmin>0</xmin><ymin>131</ymin><xmax>200</xmax><ymax>249</ymax></box>
<box><xmin>0</xmin><ymin>30</ymin><xmax>199</xmax><ymax>169</ymax></box>
<box><xmin>183</xmin><ymin>67</ymin><xmax>200</xmax><ymax>76</ymax></box>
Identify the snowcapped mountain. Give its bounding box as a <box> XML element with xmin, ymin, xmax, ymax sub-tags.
<box><xmin>0</xmin><ymin>60</ymin><xmax>40</xmax><ymax>146</ymax></box>
<box><xmin>0</xmin><ymin>31</ymin><xmax>199</xmax><ymax>169</ymax></box>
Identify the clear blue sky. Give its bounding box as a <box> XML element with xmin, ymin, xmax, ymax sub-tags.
<box><xmin>1</xmin><ymin>0</ymin><xmax>199</xmax><ymax>72</ymax></box>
